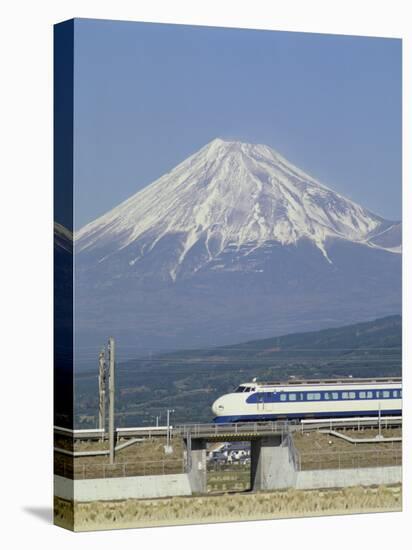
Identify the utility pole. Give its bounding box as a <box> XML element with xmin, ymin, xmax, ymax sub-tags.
<box><xmin>98</xmin><ymin>348</ymin><xmax>106</xmax><ymax>441</ymax></box>
<box><xmin>378</xmin><ymin>401</ymin><xmax>382</xmax><ymax>439</ymax></box>
<box><xmin>165</xmin><ymin>409</ymin><xmax>175</xmax><ymax>454</ymax></box>
<box><xmin>108</xmin><ymin>337</ymin><xmax>115</xmax><ymax>464</ymax></box>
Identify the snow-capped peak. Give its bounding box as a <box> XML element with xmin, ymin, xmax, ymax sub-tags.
<box><xmin>76</xmin><ymin>138</ymin><xmax>399</xmax><ymax>278</ymax></box>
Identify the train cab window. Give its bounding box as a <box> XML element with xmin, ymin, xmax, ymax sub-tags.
<box><xmin>367</xmin><ymin>391</ymin><xmax>373</xmax><ymax>398</ymax></box>
<box><xmin>359</xmin><ymin>391</ymin><xmax>366</xmax><ymax>399</ymax></box>
<box><xmin>280</xmin><ymin>394</ymin><xmax>287</xmax><ymax>401</ymax></box>
<box><xmin>235</xmin><ymin>386</ymin><xmax>246</xmax><ymax>393</ymax></box>
<box><xmin>332</xmin><ymin>392</ymin><xmax>339</xmax><ymax>400</ymax></box>
<box><xmin>382</xmin><ymin>390</ymin><xmax>390</xmax><ymax>398</ymax></box>
<box><xmin>288</xmin><ymin>393</ymin><xmax>297</xmax><ymax>401</ymax></box>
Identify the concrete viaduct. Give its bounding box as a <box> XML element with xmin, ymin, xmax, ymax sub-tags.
<box><xmin>54</xmin><ymin>417</ymin><xmax>402</xmax><ymax>500</ymax></box>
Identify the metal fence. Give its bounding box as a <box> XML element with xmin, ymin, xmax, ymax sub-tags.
<box><xmin>296</xmin><ymin>449</ymin><xmax>401</xmax><ymax>471</ymax></box>
<box><xmin>282</xmin><ymin>424</ymin><xmax>401</xmax><ymax>471</ymax></box>
<box><xmin>56</xmin><ymin>458</ymin><xmax>186</xmax><ymax>480</ymax></box>
<box><xmin>298</xmin><ymin>416</ymin><xmax>401</xmax><ymax>434</ymax></box>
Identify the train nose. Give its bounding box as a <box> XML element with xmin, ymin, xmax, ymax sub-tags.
<box><xmin>212</xmin><ymin>397</ymin><xmax>225</xmax><ymax>416</ymax></box>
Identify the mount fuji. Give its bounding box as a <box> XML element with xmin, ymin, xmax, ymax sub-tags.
<box><xmin>75</xmin><ymin>139</ymin><xmax>401</xmax><ymax>365</ymax></box>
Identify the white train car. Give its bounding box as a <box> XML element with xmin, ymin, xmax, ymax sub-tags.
<box><xmin>211</xmin><ymin>377</ymin><xmax>402</xmax><ymax>423</ymax></box>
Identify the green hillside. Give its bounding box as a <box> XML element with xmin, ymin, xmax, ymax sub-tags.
<box><xmin>160</xmin><ymin>314</ymin><xmax>401</xmax><ymax>360</ymax></box>
<box><xmin>75</xmin><ymin>315</ymin><xmax>401</xmax><ymax>428</ymax></box>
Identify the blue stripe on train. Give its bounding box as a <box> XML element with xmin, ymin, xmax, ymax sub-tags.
<box><xmin>213</xmin><ymin>409</ymin><xmax>402</xmax><ymax>424</ymax></box>
<box><xmin>246</xmin><ymin>389</ymin><xmax>401</xmax><ymax>404</ymax></box>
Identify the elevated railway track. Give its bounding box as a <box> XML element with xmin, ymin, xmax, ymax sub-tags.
<box><xmin>55</xmin><ymin>415</ymin><xmax>402</xmax><ymax>442</ymax></box>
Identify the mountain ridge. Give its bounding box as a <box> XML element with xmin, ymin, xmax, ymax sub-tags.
<box><xmin>76</xmin><ymin>138</ymin><xmax>400</xmax><ymax>281</ymax></box>
<box><xmin>74</xmin><ymin>138</ymin><xmax>401</xmax><ymax>360</ymax></box>
<box><xmin>161</xmin><ymin>313</ymin><xmax>402</xmax><ymax>360</ymax></box>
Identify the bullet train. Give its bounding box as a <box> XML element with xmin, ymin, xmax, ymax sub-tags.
<box><xmin>211</xmin><ymin>377</ymin><xmax>402</xmax><ymax>423</ymax></box>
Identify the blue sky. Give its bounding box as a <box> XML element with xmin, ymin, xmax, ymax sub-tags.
<box><xmin>74</xmin><ymin>18</ymin><xmax>401</xmax><ymax>228</ymax></box>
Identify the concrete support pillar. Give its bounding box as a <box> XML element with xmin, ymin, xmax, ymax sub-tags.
<box><xmin>251</xmin><ymin>435</ymin><xmax>297</xmax><ymax>491</ymax></box>
<box><xmin>186</xmin><ymin>438</ymin><xmax>207</xmax><ymax>494</ymax></box>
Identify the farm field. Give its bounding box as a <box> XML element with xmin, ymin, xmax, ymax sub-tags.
<box><xmin>207</xmin><ymin>465</ymin><xmax>250</xmax><ymax>493</ymax></box>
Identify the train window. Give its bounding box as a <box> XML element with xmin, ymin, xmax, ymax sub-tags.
<box><xmin>383</xmin><ymin>391</ymin><xmax>390</xmax><ymax>398</ymax></box>
<box><xmin>288</xmin><ymin>393</ymin><xmax>297</xmax><ymax>401</ymax></box>
<box><xmin>400</xmin><ymin>390</ymin><xmax>402</xmax><ymax>398</ymax></box>
<box><xmin>235</xmin><ymin>386</ymin><xmax>246</xmax><ymax>393</ymax></box>
<box><xmin>307</xmin><ymin>393</ymin><xmax>321</xmax><ymax>400</ymax></box>
<box><xmin>349</xmin><ymin>392</ymin><xmax>356</xmax><ymax>399</ymax></box>
<box><xmin>332</xmin><ymin>392</ymin><xmax>339</xmax><ymax>400</ymax></box>
<box><xmin>280</xmin><ymin>394</ymin><xmax>287</xmax><ymax>401</ymax></box>
<box><xmin>324</xmin><ymin>392</ymin><xmax>330</xmax><ymax>400</ymax></box>
<box><xmin>367</xmin><ymin>391</ymin><xmax>373</xmax><ymax>398</ymax></box>
<box><xmin>393</xmin><ymin>390</ymin><xmax>398</xmax><ymax>398</ymax></box>
<box><xmin>359</xmin><ymin>391</ymin><xmax>366</xmax><ymax>399</ymax></box>
<box><xmin>342</xmin><ymin>392</ymin><xmax>349</xmax><ymax>399</ymax></box>
<box><xmin>376</xmin><ymin>391</ymin><xmax>381</xmax><ymax>398</ymax></box>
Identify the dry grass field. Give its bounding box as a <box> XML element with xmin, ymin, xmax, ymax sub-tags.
<box><xmin>54</xmin><ymin>484</ymin><xmax>402</xmax><ymax>531</ymax></box>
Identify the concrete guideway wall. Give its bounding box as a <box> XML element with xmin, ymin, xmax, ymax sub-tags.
<box><xmin>187</xmin><ymin>438</ymin><xmax>207</xmax><ymax>494</ymax></box>
<box><xmin>54</xmin><ymin>438</ymin><xmax>208</xmax><ymax>502</ymax></box>
<box><xmin>250</xmin><ymin>435</ymin><xmax>402</xmax><ymax>492</ymax></box>
<box><xmin>251</xmin><ymin>436</ymin><xmax>298</xmax><ymax>490</ymax></box>
<box><xmin>55</xmin><ymin>432</ymin><xmax>402</xmax><ymax>503</ymax></box>
<box><xmin>295</xmin><ymin>466</ymin><xmax>402</xmax><ymax>490</ymax></box>
<box><xmin>54</xmin><ymin>474</ymin><xmax>192</xmax><ymax>502</ymax></box>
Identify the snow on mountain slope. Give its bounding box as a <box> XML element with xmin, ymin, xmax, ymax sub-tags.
<box><xmin>54</xmin><ymin>222</ymin><xmax>73</xmax><ymax>253</ymax></box>
<box><xmin>367</xmin><ymin>222</ymin><xmax>402</xmax><ymax>253</ymax></box>
<box><xmin>76</xmin><ymin>138</ymin><xmax>400</xmax><ymax>280</ymax></box>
